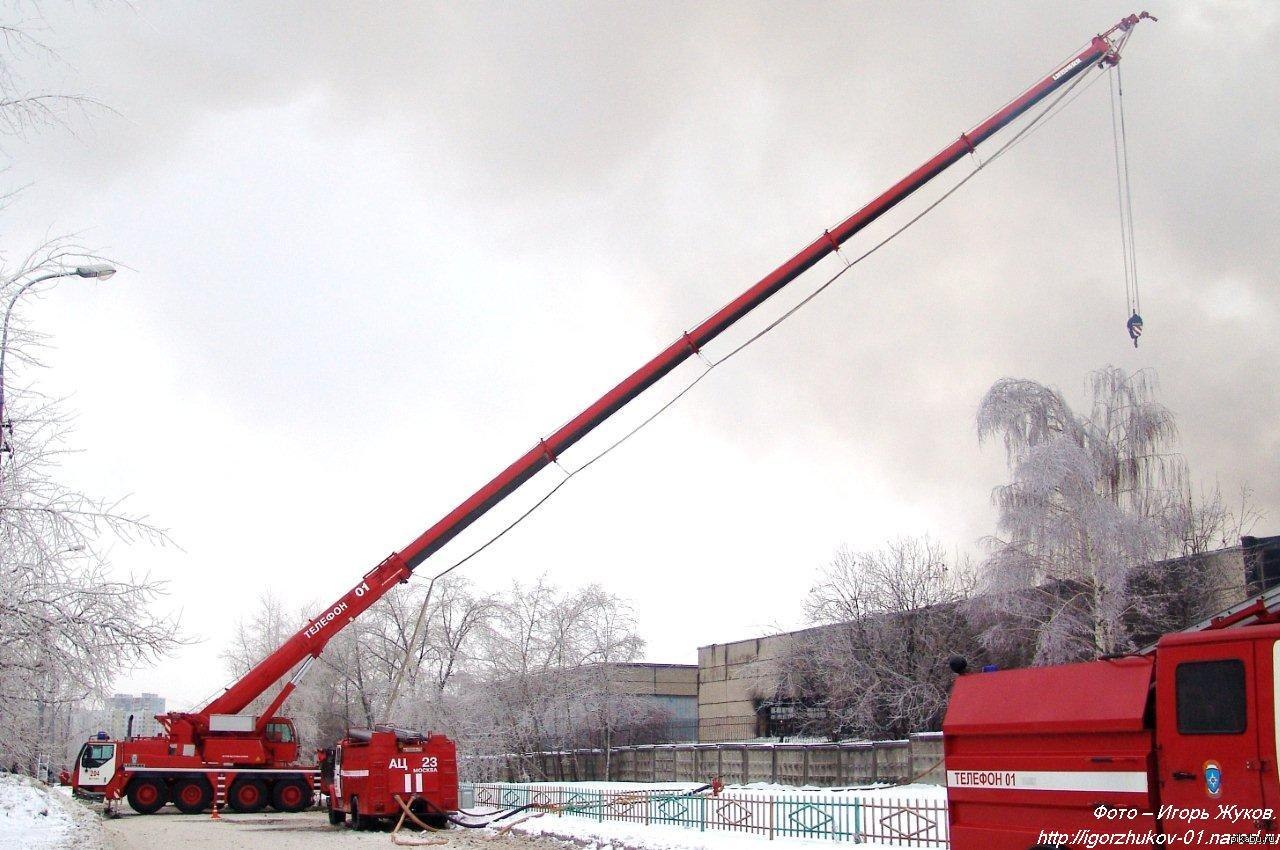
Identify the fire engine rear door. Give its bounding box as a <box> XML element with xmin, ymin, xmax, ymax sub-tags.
<box><xmin>1155</xmin><ymin>636</ymin><xmax>1270</xmax><ymax>841</ymax></box>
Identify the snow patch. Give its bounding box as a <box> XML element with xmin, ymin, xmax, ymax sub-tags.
<box><xmin>505</xmin><ymin>810</ymin><xmax>935</xmax><ymax>850</ymax></box>
<box><xmin>472</xmin><ymin>782</ymin><xmax>949</xmax><ymax>849</ymax></box>
<box><xmin>0</xmin><ymin>774</ymin><xmax>107</xmax><ymax>850</ymax></box>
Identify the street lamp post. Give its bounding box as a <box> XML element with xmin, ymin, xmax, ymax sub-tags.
<box><xmin>0</xmin><ymin>264</ymin><xmax>117</xmax><ymax>465</ymax></box>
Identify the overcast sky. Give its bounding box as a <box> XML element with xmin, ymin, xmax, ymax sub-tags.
<box><xmin>3</xmin><ymin>1</ymin><xmax>1276</xmax><ymax>709</ymax></box>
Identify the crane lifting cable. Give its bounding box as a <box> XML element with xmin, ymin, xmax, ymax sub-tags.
<box><xmin>1110</xmin><ymin>61</ymin><xmax>1145</xmax><ymax>346</ymax></box>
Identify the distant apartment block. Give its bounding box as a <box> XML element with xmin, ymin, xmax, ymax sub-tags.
<box><xmin>107</xmin><ymin>692</ymin><xmax>166</xmax><ymax>739</ymax></box>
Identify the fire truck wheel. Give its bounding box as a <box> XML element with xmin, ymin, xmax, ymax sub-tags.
<box><xmin>227</xmin><ymin>777</ymin><xmax>268</xmax><ymax>813</ymax></box>
<box><xmin>125</xmin><ymin>777</ymin><xmax>167</xmax><ymax>815</ymax></box>
<box><xmin>271</xmin><ymin>776</ymin><xmax>311</xmax><ymax>812</ymax></box>
<box><xmin>171</xmin><ymin>777</ymin><xmax>213</xmax><ymax>814</ymax></box>
<box><xmin>349</xmin><ymin>797</ymin><xmax>372</xmax><ymax>831</ymax></box>
<box><xmin>327</xmin><ymin>807</ymin><xmax>345</xmax><ymax>826</ymax></box>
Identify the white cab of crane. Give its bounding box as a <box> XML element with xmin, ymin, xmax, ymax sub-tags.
<box><xmin>74</xmin><ymin>736</ymin><xmax>117</xmax><ymax>797</ymax></box>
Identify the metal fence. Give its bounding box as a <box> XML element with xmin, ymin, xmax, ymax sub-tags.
<box><xmin>462</xmin><ymin>782</ymin><xmax>949</xmax><ymax>847</ymax></box>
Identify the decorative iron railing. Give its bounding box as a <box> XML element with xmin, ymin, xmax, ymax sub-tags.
<box><xmin>461</xmin><ymin>782</ymin><xmax>949</xmax><ymax>847</ymax></box>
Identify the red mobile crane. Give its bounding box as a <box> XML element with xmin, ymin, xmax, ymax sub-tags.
<box><xmin>73</xmin><ymin>12</ymin><xmax>1153</xmax><ymax>818</ymax></box>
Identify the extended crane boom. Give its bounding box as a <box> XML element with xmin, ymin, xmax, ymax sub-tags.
<box><xmin>75</xmin><ymin>13</ymin><xmax>1156</xmax><ymax>818</ymax></box>
<box><xmin>199</xmin><ymin>12</ymin><xmax>1153</xmax><ymax>726</ymax></box>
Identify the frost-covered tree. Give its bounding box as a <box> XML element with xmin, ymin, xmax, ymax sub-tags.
<box><xmin>221</xmin><ymin>576</ymin><xmax>651</xmax><ymax>775</ymax></box>
<box><xmin>221</xmin><ymin>577</ymin><xmax>494</xmax><ymax>749</ymax></box>
<box><xmin>975</xmin><ymin>367</ymin><xmax>1234</xmax><ymax>665</ymax></box>
<box><xmin>778</xmin><ymin>537</ymin><xmax>978</xmax><ymax>740</ymax></box>
<box><xmin>0</xmin><ymin>3</ymin><xmax>181</xmax><ymax>779</ymax></box>
<box><xmin>0</xmin><ymin>258</ymin><xmax>178</xmax><ymax>778</ymax></box>
<box><xmin>0</xmin><ymin>6</ymin><xmax>108</xmax><ymax>140</ymax></box>
<box><xmin>466</xmin><ymin>577</ymin><xmax>649</xmax><ymax>778</ymax></box>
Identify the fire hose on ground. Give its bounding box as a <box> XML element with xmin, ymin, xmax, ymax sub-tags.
<box><xmin>387</xmin><ymin>785</ymin><xmax>715</xmax><ymax>843</ymax></box>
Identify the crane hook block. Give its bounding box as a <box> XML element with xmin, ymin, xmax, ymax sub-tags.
<box><xmin>1126</xmin><ymin>312</ymin><xmax>1144</xmax><ymax>347</ymax></box>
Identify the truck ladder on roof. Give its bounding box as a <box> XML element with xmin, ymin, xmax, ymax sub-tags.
<box><xmin>1140</xmin><ymin>580</ymin><xmax>1280</xmax><ymax>653</ymax></box>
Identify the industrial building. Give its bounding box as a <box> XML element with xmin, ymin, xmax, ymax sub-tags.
<box><xmin>696</xmin><ymin>535</ymin><xmax>1280</xmax><ymax>743</ymax></box>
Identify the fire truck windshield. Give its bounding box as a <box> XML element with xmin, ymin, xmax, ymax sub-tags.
<box><xmin>80</xmin><ymin>743</ymin><xmax>114</xmax><ymax>768</ymax></box>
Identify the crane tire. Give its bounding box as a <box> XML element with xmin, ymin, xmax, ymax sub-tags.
<box><xmin>271</xmin><ymin>775</ymin><xmax>311</xmax><ymax>812</ymax></box>
<box><xmin>227</xmin><ymin>777</ymin><xmax>268</xmax><ymax>813</ymax></box>
<box><xmin>126</xmin><ymin>777</ymin><xmax>167</xmax><ymax>814</ymax></box>
<box><xmin>171</xmin><ymin>777</ymin><xmax>213</xmax><ymax>814</ymax></box>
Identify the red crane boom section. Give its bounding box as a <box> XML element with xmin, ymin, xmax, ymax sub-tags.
<box><xmin>200</xmin><ymin>14</ymin><xmax>1151</xmax><ymax>721</ymax></box>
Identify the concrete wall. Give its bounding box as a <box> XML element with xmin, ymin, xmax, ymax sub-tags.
<box><xmin>610</xmin><ymin>663</ymin><xmax>698</xmax><ymax>697</ymax></box>
<box><xmin>612</xmin><ymin>663</ymin><xmax>699</xmax><ymax>741</ymax></box>
<box><xmin>697</xmin><ymin>633</ymin><xmax>807</xmax><ymax>742</ymax></box>
<box><xmin>464</xmin><ymin>733</ymin><xmax>946</xmax><ymax>787</ymax></box>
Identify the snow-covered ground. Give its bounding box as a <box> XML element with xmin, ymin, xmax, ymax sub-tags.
<box><xmin>0</xmin><ymin>774</ymin><xmax>107</xmax><ymax>850</ymax></box>
<box><xmin>504</xmin><ymin>808</ymin><xmax>942</xmax><ymax>850</ymax></box>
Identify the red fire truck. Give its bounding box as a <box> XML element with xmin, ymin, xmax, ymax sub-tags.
<box><xmin>74</xmin><ymin>8</ymin><xmax>1155</xmax><ymax>824</ymax></box>
<box><xmin>322</xmin><ymin>728</ymin><xmax>459</xmax><ymax>829</ymax></box>
<box><xmin>945</xmin><ymin>587</ymin><xmax>1280</xmax><ymax>848</ymax></box>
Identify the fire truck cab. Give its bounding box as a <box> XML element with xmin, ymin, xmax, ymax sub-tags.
<box><xmin>73</xmin><ymin>735</ymin><xmax>118</xmax><ymax>798</ymax></box>
<box><xmin>945</xmin><ymin>623</ymin><xmax>1280</xmax><ymax>848</ymax></box>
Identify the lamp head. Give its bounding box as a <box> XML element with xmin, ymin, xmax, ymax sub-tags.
<box><xmin>75</xmin><ymin>264</ymin><xmax>117</xmax><ymax>280</ymax></box>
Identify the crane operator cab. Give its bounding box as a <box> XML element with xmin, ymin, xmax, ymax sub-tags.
<box><xmin>73</xmin><ymin>735</ymin><xmax>117</xmax><ymax>798</ymax></box>
<box><xmin>262</xmin><ymin>718</ymin><xmax>300</xmax><ymax>764</ymax></box>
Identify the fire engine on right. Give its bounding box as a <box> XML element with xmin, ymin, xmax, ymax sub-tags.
<box><xmin>944</xmin><ymin>590</ymin><xmax>1280</xmax><ymax>847</ymax></box>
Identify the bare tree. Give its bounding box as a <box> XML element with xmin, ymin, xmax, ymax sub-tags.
<box><xmin>0</xmin><ymin>283</ymin><xmax>177</xmax><ymax>776</ymax></box>
<box><xmin>466</xmin><ymin>576</ymin><xmax>648</xmax><ymax>779</ymax></box>
<box><xmin>219</xmin><ymin>590</ymin><xmax>356</xmax><ymax>750</ymax></box>
<box><xmin>975</xmin><ymin>367</ymin><xmax>1240</xmax><ymax>665</ymax></box>
<box><xmin>777</xmin><ymin>537</ymin><xmax>977</xmax><ymax>740</ymax></box>
<box><xmin>220</xmin><ymin>576</ymin><xmax>647</xmax><ymax>775</ymax></box>
<box><xmin>360</xmin><ymin>575</ymin><xmax>493</xmax><ymax>731</ymax></box>
<box><xmin>561</xmin><ymin>584</ymin><xmax>647</xmax><ymax>776</ymax></box>
<box><xmin>0</xmin><ymin>5</ymin><xmax>181</xmax><ymax>778</ymax></box>
<box><xmin>0</xmin><ymin>9</ymin><xmax>110</xmax><ymax>140</ymax></box>
<box><xmin>221</xmin><ymin>578</ymin><xmax>495</xmax><ymax>750</ymax></box>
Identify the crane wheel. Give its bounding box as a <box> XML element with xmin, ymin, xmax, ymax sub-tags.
<box><xmin>271</xmin><ymin>776</ymin><xmax>311</xmax><ymax>812</ymax></box>
<box><xmin>227</xmin><ymin>777</ymin><xmax>268</xmax><ymax>813</ymax></box>
<box><xmin>328</xmin><ymin>807</ymin><xmax>346</xmax><ymax>826</ymax></box>
<box><xmin>171</xmin><ymin>777</ymin><xmax>213</xmax><ymax>814</ymax></box>
<box><xmin>126</xmin><ymin>778</ymin><xmax>167</xmax><ymax>815</ymax></box>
